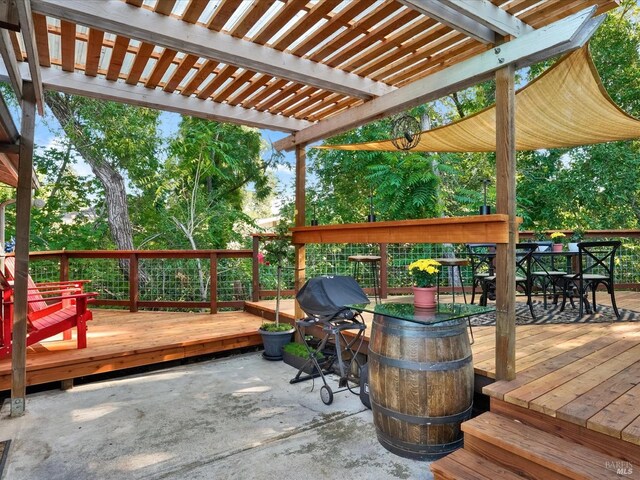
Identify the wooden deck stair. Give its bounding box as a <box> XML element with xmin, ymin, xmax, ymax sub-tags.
<box><xmin>431</xmin><ymin>412</ymin><xmax>638</xmax><ymax>479</ymax></box>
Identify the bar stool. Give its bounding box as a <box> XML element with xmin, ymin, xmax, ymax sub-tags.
<box><xmin>348</xmin><ymin>255</ymin><xmax>381</xmax><ymax>304</ymax></box>
<box><xmin>434</xmin><ymin>257</ymin><xmax>470</xmax><ymax>304</ymax></box>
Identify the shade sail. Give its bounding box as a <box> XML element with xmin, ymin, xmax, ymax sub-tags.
<box><xmin>317</xmin><ymin>47</ymin><xmax>640</xmax><ymax>153</ymax></box>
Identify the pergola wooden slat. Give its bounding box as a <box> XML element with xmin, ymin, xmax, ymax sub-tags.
<box><xmin>0</xmin><ymin>0</ymin><xmax>619</xmax><ymax>416</ymax></box>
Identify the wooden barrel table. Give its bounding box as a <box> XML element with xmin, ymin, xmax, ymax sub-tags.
<box><xmin>368</xmin><ymin>312</ymin><xmax>474</xmax><ymax>460</ymax></box>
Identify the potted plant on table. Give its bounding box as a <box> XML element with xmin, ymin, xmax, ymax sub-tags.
<box><xmin>550</xmin><ymin>231</ymin><xmax>566</xmax><ymax>252</ymax></box>
<box><xmin>259</xmin><ymin>219</ymin><xmax>295</xmax><ymax>361</ymax></box>
<box><xmin>408</xmin><ymin>259</ymin><xmax>441</xmax><ymax>308</ymax></box>
<box><xmin>568</xmin><ymin>229</ymin><xmax>585</xmax><ymax>252</ymax></box>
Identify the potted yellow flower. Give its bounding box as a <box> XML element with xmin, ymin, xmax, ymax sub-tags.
<box><xmin>550</xmin><ymin>231</ymin><xmax>566</xmax><ymax>252</ymax></box>
<box><xmin>408</xmin><ymin>259</ymin><xmax>441</xmax><ymax>308</ymax></box>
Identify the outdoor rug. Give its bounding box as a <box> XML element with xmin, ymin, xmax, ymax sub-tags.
<box><xmin>468</xmin><ymin>300</ymin><xmax>639</xmax><ymax>325</ymax></box>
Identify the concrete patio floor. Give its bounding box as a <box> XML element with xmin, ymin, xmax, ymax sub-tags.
<box><xmin>0</xmin><ymin>352</ymin><xmax>432</xmax><ymax>480</ymax></box>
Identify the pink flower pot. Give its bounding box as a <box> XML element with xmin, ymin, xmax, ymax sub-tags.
<box><xmin>413</xmin><ymin>286</ymin><xmax>437</xmax><ymax>309</ymax></box>
<box><xmin>552</xmin><ymin>243</ymin><xmax>563</xmax><ymax>252</ymax></box>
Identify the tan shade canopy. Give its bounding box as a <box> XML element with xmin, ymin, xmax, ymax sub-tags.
<box><xmin>317</xmin><ymin>47</ymin><xmax>640</xmax><ymax>153</ymax></box>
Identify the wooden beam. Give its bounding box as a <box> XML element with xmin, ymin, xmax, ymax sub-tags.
<box><xmin>438</xmin><ymin>0</ymin><xmax>534</xmax><ymax>38</ymax></box>
<box><xmin>494</xmin><ymin>63</ymin><xmax>516</xmax><ymax>382</ymax></box>
<box><xmin>274</xmin><ymin>6</ymin><xmax>600</xmax><ymax>151</ymax></box>
<box><xmin>0</xmin><ymin>142</ymin><xmax>19</xmax><ymax>154</ymax></box>
<box><xmin>294</xmin><ymin>145</ymin><xmax>306</xmax><ymax>320</ymax></box>
<box><xmin>15</xmin><ymin>0</ymin><xmax>44</xmax><ymax>114</ymax></box>
<box><xmin>0</xmin><ymin>153</ymin><xmax>19</xmax><ymax>184</ymax></box>
<box><xmin>291</xmin><ymin>215</ymin><xmax>512</xmax><ymax>245</ymax></box>
<box><xmin>31</xmin><ymin>0</ymin><xmax>395</xmax><ymax>100</ymax></box>
<box><xmin>0</xmin><ymin>0</ymin><xmax>19</xmax><ymax>31</ymax></box>
<box><xmin>11</xmin><ymin>81</ymin><xmax>36</xmax><ymax>417</ymax></box>
<box><xmin>0</xmin><ymin>62</ymin><xmax>312</xmax><ymax>133</ymax></box>
<box><xmin>398</xmin><ymin>0</ymin><xmax>496</xmax><ymax>43</ymax></box>
<box><xmin>0</xmin><ymin>28</ymin><xmax>22</xmax><ymax>98</ymax></box>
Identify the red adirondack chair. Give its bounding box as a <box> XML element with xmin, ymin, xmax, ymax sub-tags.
<box><xmin>0</xmin><ymin>257</ymin><xmax>97</xmax><ymax>358</ymax></box>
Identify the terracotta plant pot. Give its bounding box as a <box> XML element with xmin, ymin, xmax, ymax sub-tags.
<box><xmin>412</xmin><ymin>286</ymin><xmax>437</xmax><ymax>308</ymax></box>
<box><xmin>552</xmin><ymin>243</ymin><xmax>563</xmax><ymax>252</ymax></box>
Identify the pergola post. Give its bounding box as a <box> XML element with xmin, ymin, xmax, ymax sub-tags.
<box><xmin>294</xmin><ymin>144</ymin><xmax>306</xmax><ymax>320</ymax></box>
<box><xmin>11</xmin><ymin>81</ymin><xmax>36</xmax><ymax>416</ymax></box>
<box><xmin>494</xmin><ymin>64</ymin><xmax>517</xmax><ymax>381</ymax></box>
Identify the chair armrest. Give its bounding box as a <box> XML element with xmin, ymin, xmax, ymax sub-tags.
<box><xmin>33</xmin><ymin>280</ymin><xmax>91</xmax><ymax>287</ymax></box>
<box><xmin>4</xmin><ymin>292</ymin><xmax>99</xmax><ymax>305</ymax></box>
<box><xmin>27</xmin><ymin>288</ymin><xmax>84</xmax><ymax>296</ymax></box>
<box><xmin>27</xmin><ymin>286</ymin><xmax>84</xmax><ymax>293</ymax></box>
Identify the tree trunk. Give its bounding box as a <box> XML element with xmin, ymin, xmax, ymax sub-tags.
<box><xmin>44</xmin><ymin>93</ymin><xmax>140</xmax><ymax>278</ymax></box>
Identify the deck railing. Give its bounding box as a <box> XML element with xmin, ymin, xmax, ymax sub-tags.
<box><xmin>22</xmin><ymin>230</ymin><xmax>640</xmax><ymax>313</ymax></box>
<box><xmin>26</xmin><ymin>249</ymin><xmax>253</xmax><ymax>313</ymax></box>
<box><xmin>253</xmin><ymin>229</ymin><xmax>640</xmax><ymax>300</ymax></box>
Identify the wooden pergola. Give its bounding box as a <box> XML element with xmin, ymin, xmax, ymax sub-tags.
<box><xmin>0</xmin><ymin>0</ymin><xmax>619</xmax><ymax>416</ymax></box>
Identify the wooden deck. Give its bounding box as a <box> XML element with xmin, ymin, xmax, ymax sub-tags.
<box><xmin>1</xmin><ymin>291</ymin><xmax>639</xmax><ymax>454</ymax></box>
<box><xmin>0</xmin><ymin>309</ymin><xmax>265</xmax><ymax>392</ymax></box>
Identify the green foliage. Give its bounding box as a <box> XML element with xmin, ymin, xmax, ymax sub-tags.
<box><xmin>308</xmin><ymin>112</ymin><xmax>441</xmax><ymax>223</ymax></box>
<box><xmin>259</xmin><ymin>322</ymin><xmax>293</xmax><ymax>332</ymax></box>
<box><xmin>263</xmin><ymin>219</ymin><xmax>294</xmax><ymax>267</ymax></box>
<box><xmin>283</xmin><ymin>342</ymin><xmax>324</xmax><ymax>359</ymax></box>
<box><xmin>515</xmin><ymin>3</ymin><xmax>640</xmax><ymax>231</ymax></box>
<box><xmin>158</xmin><ymin>118</ymin><xmax>276</xmax><ymax>249</ymax></box>
<box><xmin>571</xmin><ymin>229</ymin><xmax>585</xmax><ymax>242</ymax></box>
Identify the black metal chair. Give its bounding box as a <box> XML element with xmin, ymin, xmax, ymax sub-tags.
<box><xmin>479</xmin><ymin>243</ymin><xmax>537</xmax><ymax>319</ymax></box>
<box><xmin>560</xmin><ymin>241</ymin><xmax>621</xmax><ymax>319</ymax></box>
<box><xmin>530</xmin><ymin>244</ymin><xmax>568</xmax><ymax>308</ymax></box>
<box><xmin>466</xmin><ymin>243</ymin><xmax>496</xmax><ymax>304</ymax></box>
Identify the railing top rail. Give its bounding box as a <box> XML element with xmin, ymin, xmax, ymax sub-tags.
<box><xmin>520</xmin><ymin>230</ymin><xmax>640</xmax><ymax>238</ymax></box>
<box><xmin>253</xmin><ymin>229</ymin><xmax>640</xmax><ymax>241</ymax></box>
<box><xmin>21</xmin><ymin>250</ymin><xmax>253</xmax><ymax>259</ymax></box>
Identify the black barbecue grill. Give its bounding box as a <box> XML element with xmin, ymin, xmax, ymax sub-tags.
<box><xmin>290</xmin><ymin>276</ymin><xmax>369</xmax><ymax>405</ymax></box>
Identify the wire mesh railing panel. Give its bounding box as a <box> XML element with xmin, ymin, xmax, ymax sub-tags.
<box><xmin>387</xmin><ymin>243</ymin><xmax>464</xmax><ymax>288</ymax></box>
<box><xmin>304</xmin><ymin>243</ymin><xmax>380</xmax><ymax>290</ymax></box>
<box><xmin>29</xmin><ymin>260</ymin><xmax>60</xmax><ymax>283</ymax></box>
<box><xmin>608</xmin><ymin>238</ymin><xmax>640</xmax><ymax>285</ymax></box>
<box><xmin>138</xmin><ymin>258</ymin><xmax>210</xmax><ymax>303</ymax></box>
<box><xmin>21</xmin><ymin>235</ymin><xmax>640</xmax><ymax>315</ymax></box>
<box><xmin>218</xmin><ymin>257</ymin><xmax>253</xmax><ymax>302</ymax></box>
<box><xmin>69</xmin><ymin>258</ymin><xmax>129</xmax><ymax>300</ymax></box>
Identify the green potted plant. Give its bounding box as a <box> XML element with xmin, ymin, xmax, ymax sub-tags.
<box><xmin>282</xmin><ymin>341</ymin><xmax>325</xmax><ymax>374</ymax></box>
<box><xmin>568</xmin><ymin>229</ymin><xmax>585</xmax><ymax>252</ymax></box>
<box><xmin>259</xmin><ymin>219</ymin><xmax>295</xmax><ymax>360</ymax></box>
<box><xmin>408</xmin><ymin>258</ymin><xmax>441</xmax><ymax>308</ymax></box>
<box><xmin>550</xmin><ymin>231</ymin><xmax>566</xmax><ymax>252</ymax></box>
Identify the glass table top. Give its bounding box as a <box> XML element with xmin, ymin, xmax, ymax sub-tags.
<box><xmin>347</xmin><ymin>299</ymin><xmax>495</xmax><ymax>325</ymax></box>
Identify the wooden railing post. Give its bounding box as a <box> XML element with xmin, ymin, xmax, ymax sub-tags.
<box><xmin>294</xmin><ymin>144</ymin><xmax>306</xmax><ymax>320</ymax></box>
<box><xmin>252</xmin><ymin>235</ymin><xmax>260</xmax><ymax>302</ymax></box>
<box><xmin>59</xmin><ymin>252</ymin><xmax>69</xmax><ymax>282</ymax></box>
<box><xmin>379</xmin><ymin>243</ymin><xmax>388</xmax><ymax>299</ymax></box>
<box><xmin>210</xmin><ymin>253</ymin><xmax>218</xmax><ymax>314</ymax></box>
<box><xmin>129</xmin><ymin>253</ymin><xmax>139</xmax><ymax>313</ymax></box>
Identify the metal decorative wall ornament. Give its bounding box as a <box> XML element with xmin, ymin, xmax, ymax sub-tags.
<box><xmin>391</xmin><ymin>114</ymin><xmax>421</xmax><ymax>150</ymax></box>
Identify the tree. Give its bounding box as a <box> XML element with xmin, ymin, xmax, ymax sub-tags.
<box><xmin>308</xmin><ymin>112</ymin><xmax>441</xmax><ymax>224</ymax></box>
<box><xmin>518</xmin><ymin>2</ymin><xmax>640</xmax><ymax>230</ymax></box>
<box><xmin>44</xmin><ymin>93</ymin><xmax>162</xmax><ymax>250</ymax></box>
<box><xmin>161</xmin><ymin>117</ymin><xmax>277</xmax><ymax>249</ymax></box>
